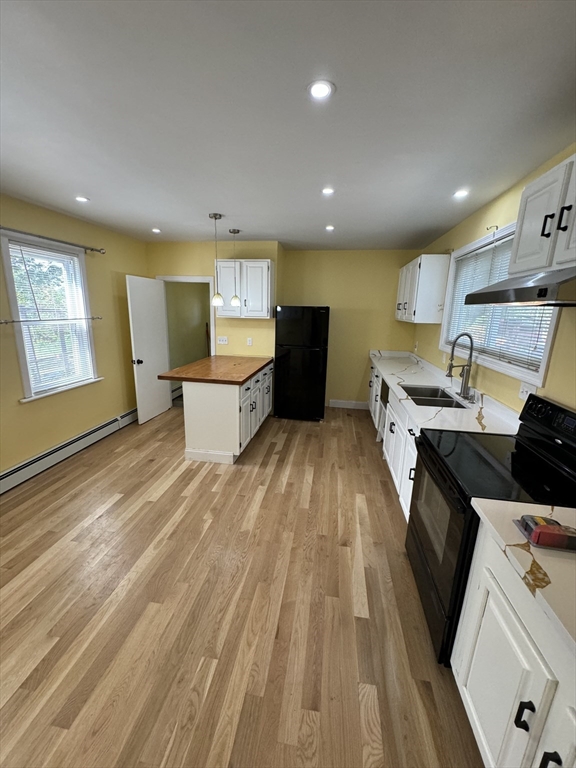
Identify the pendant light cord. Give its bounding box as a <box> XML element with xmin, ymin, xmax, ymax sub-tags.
<box><xmin>214</xmin><ymin>215</ymin><xmax>219</xmax><ymax>295</ymax></box>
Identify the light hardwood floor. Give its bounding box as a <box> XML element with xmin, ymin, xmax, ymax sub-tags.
<box><xmin>0</xmin><ymin>407</ymin><xmax>482</xmax><ymax>768</ymax></box>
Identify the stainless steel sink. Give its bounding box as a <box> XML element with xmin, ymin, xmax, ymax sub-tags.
<box><xmin>410</xmin><ymin>397</ymin><xmax>465</xmax><ymax>409</ymax></box>
<box><xmin>401</xmin><ymin>385</ymin><xmax>454</xmax><ymax>399</ymax></box>
<box><xmin>400</xmin><ymin>384</ymin><xmax>467</xmax><ymax>409</ymax></box>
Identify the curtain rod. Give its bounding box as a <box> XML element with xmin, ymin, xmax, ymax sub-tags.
<box><xmin>0</xmin><ymin>227</ymin><xmax>106</xmax><ymax>254</ymax></box>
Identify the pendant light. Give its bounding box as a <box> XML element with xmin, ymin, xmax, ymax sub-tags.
<box><xmin>229</xmin><ymin>228</ymin><xmax>241</xmax><ymax>307</ymax></box>
<box><xmin>209</xmin><ymin>213</ymin><xmax>224</xmax><ymax>307</ymax></box>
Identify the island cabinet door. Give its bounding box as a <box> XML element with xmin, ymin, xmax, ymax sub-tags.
<box><xmin>458</xmin><ymin>567</ymin><xmax>557</xmax><ymax>768</ymax></box>
<box><xmin>240</xmin><ymin>389</ymin><xmax>252</xmax><ymax>452</ymax></box>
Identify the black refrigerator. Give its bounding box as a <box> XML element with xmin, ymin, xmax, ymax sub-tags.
<box><xmin>274</xmin><ymin>305</ymin><xmax>329</xmax><ymax>421</ymax></box>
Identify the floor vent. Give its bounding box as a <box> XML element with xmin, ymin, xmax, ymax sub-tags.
<box><xmin>0</xmin><ymin>409</ymin><xmax>138</xmax><ymax>494</ymax></box>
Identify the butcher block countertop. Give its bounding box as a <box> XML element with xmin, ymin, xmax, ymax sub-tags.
<box><xmin>158</xmin><ymin>355</ymin><xmax>273</xmax><ymax>386</ymax></box>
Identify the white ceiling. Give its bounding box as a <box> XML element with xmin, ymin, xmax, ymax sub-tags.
<box><xmin>1</xmin><ymin>0</ymin><xmax>575</xmax><ymax>249</ymax></box>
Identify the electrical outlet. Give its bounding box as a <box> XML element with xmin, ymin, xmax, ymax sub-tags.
<box><xmin>519</xmin><ymin>381</ymin><xmax>537</xmax><ymax>401</ymax></box>
<box><xmin>414</xmin><ymin>341</ymin><xmax>418</xmax><ymax>352</ymax></box>
<box><xmin>217</xmin><ymin>336</ymin><xmax>228</xmax><ymax>345</ymax></box>
<box><xmin>247</xmin><ymin>337</ymin><xmax>253</xmax><ymax>346</ymax></box>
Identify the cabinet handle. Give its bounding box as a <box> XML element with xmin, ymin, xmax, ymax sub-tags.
<box><xmin>375</xmin><ymin>394</ymin><xmax>379</xmax><ymax>402</ymax></box>
<box><xmin>540</xmin><ymin>213</ymin><xmax>555</xmax><ymax>238</ymax></box>
<box><xmin>244</xmin><ymin>299</ymin><xmax>247</xmax><ymax>306</ymax></box>
<box><xmin>514</xmin><ymin>700</ymin><xmax>535</xmax><ymax>732</ymax></box>
<box><xmin>403</xmin><ymin>302</ymin><xmax>407</xmax><ymax>310</ymax></box>
<box><xmin>369</xmin><ymin>381</ymin><xmax>373</xmax><ymax>388</ymax></box>
<box><xmin>557</xmin><ymin>204</ymin><xmax>573</xmax><ymax>232</ymax></box>
<box><xmin>389</xmin><ymin>422</ymin><xmax>395</xmax><ymax>434</ymax></box>
<box><xmin>409</xmin><ymin>467</ymin><xmax>415</xmax><ymax>481</ymax></box>
<box><xmin>408</xmin><ymin>428</ymin><xmax>416</xmax><ymax>436</ymax></box>
<box><xmin>538</xmin><ymin>751</ymin><xmax>563</xmax><ymax>768</ymax></box>
<box><xmin>396</xmin><ymin>303</ymin><xmax>401</xmax><ymax>311</ymax></box>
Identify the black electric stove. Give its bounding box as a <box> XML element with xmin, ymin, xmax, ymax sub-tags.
<box><xmin>405</xmin><ymin>394</ymin><xmax>576</xmax><ymax>665</ymax></box>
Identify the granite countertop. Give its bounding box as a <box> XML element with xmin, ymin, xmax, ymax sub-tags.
<box><xmin>158</xmin><ymin>355</ymin><xmax>273</xmax><ymax>385</ymax></box>
<box><xmin>370</xmin><ymin>351</ymin><xmax>519</xmax><ymax>434</ymax></box>
<box><xmin>471</xmin><ymin>499</ymin><xmax>576</xmax><ymax>650</ymax></box>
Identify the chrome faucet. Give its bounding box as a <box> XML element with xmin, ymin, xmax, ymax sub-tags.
<box><xmin>447</xmin><ymin>332</ymin><xmax>475</xmax><ymax>401</ymax></box>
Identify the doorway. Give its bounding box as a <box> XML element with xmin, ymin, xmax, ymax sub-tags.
<box><xmin>158</xmin><ymin>276</ymin><xmax>215</xmax><ymax>406</ymax></box>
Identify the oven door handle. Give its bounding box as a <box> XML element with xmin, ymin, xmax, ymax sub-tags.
<box><xmin>416</xmin><ymin>444</ymin><xmax>467</xmax><ymax>514</ymax></box>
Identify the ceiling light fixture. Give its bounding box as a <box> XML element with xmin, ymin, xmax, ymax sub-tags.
<box><xmin>453</xmin><ymin>189</ymin><xmax>469</xmax><ymax>199</ymax></box>
<box><xmin>209</xmin><ymin>213</ymin><xmax>224</xmax><ymax>307</ymax></box>
<box><xmin>326</xmin><ymin>225</ymin><xmax>335</xmax><ymax>231</ymax></box>
<box><xmin>75</xmin><ymin>196</ymin><xmax>90</xmax><ymax>203</ymax></box>
<box><xmin>322</xmin><ymin>187</ymin><xmax>335</xmax><ymax>196</ymax></box>
<box><xmin>152</xmin><ymin>228</ymin><xmax>161</xmax><ymax>234</ymax></box>
<box><xmin>308</xmin><ymin>80</ymin><xmax>335</xmax><ymax>101</ymax></box>
<box><xmin>229</xmin><ymin>228</ymin><xmax>241</xmax><ymax>307</ymax></box>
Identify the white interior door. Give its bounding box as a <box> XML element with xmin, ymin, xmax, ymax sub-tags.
<box><xmin>126</xmin><ymin>275</ymin><xmax>172</xmax><ymax>424</ymax></box>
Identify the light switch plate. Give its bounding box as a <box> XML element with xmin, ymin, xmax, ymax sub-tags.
<box><xmin>247</xmin><ymin>337</ymin><xmax>253</xmax><ymax>346</ymax></box>
<box><xmin>217</xmin><ymin>336</ymin><xmax>228</xmax><ymax>345</ymax></box>
<box><xmin>519</xmin><ymin>381</ymin><xmax>537</xmax><ymax>401</ymax></box>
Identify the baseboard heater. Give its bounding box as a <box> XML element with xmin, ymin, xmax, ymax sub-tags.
<box><xmin>0</xmin><ymin>408</ymin><xmax>138</xmax><ymax>494</ymax></box>
<box><xmin>329</xmin><ymin>400</ymin><xmax>369</xmax><ymax>410</ymax></box>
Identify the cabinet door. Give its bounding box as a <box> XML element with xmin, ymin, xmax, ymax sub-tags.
<box><xmin>241</xmin><ymin>261</ymin><xmax>270</xmax><ymax>318</ymax></box>
<box><xmin>405</xmin><ymin>258</ymin><xmax>421</xmax><ymax>322</ymax></box>
<box><xmin>396</xmin><ymin>267</ymin><xmax>407</xmax><ymax>320</ymax></box>
<box><xmin>398</xmin><ymin>434</ymin><xmax>418</xmax><ymax>520</ymax></box>
<box><xmin>390</xmin><ymin>421</ymin><xmax>406</xmax><ymax>491</ymax></box>
<box><xmin>240</xmin><ymin>391</ymin><xmax>252</xmax><ymax>452</ymax></box>
<box><xmin>216</xmin><ymin>260</ymin><xmax>242</xmax><ymax>317</ymax></box>
<box><xmin>460</xmin><ymin>568</ymin><xmax>557</xmax><ymax>768</ymax></box>
<box><xmin>368</xmin><ymin>369</ymin><xmax>377</xmax><ymax>417</ymax></box>
<box><xmin>532</xmin><ymin>698</ymin><xmax>576</xmax><ymax>768</ymax></box>
<box><xmin>509</xmin><ymin>162</ymin><xmax>572</xmax><ymax>275</ymax></box>
<box><xmin>250</xmin><ymin>384</ymin><xmax>261</xmax><ymax>436</ymax></box>
<box><xmin>383</xmin><ymin>403</ymin><xmax>397</xmax><ymax>464</ymax></box>
<box><xmin>553</xmin><ymin>161</ymin><xmax>576</xmax><ymax>267</ymax></box>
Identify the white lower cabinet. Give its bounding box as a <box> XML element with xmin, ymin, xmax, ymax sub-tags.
<box><xmin>240</xmin><ymin>363</ymin><xmax>273</xmax><ymax>453</ymax></box>
<box><xmin>452</xmin><ymin>525</ymin><xmax>574</xmax><ymax>768</ymax></box>
<box><xmin>382</xmin><ymin>391</ymin><xmax>419</xmax><ymax>519</ymax></box>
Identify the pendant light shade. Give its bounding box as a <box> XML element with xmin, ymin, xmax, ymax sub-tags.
<box><xmin>229</xmin><ymin>228</ymin><xmax>241</xmax><ymax>307</ymax></box>
<box><xmin>209</xmin><ymin>213</ymin><xmax>224</xmax><ymax>307</ymax></box>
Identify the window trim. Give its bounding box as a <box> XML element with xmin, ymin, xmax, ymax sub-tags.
<box><xmin>439</xmin><ymin>222</ymin><xmax>560</xmax><ymax>387</ymax></box>
<box><xmin>1</xmin><ymin>231</ymin><xmax>100</xmax><ymax>400</ymax></box>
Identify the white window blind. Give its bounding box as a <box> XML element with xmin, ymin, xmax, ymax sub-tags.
<box><xmin>7</xmin><ymin>240</ymin><xmax>95</xmax><ymax>396</ymax></box>
<box><xmin>444</xmin><ymin>235</ymin><xmax>554</xmax><ymax>374</ymax></box>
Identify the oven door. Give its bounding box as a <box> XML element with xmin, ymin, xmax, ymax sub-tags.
<box><xmin>407</xmin><ymin>442</ymin><xmax>468</xmax><ymax>617</ymax></box>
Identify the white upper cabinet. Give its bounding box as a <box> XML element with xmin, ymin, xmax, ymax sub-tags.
<box><xmin>215</xmin><ymin>259</ymin><xmax>274</xmax><ymax>319</ymax></box>
<box><xmin>216</xmin><ymin>260</ymin><xmax>242</xmax><ymax>317</ymax></box>
<box><xmin>508</xmin><ymin>154</ymin><xmax>576</xmax><ymax>275</ymax></box>
<box><xmin>395</xmin><ymin>253</ymin><xmax>450</xmax><ymax>323</ymax></box>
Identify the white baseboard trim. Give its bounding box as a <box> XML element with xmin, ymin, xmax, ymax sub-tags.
<box><xmin>0</xmin><ymin>408</ymin><xmax>138</xmax><ymax>494</ymax></box>
<box><xmin>184</xmin><ymin>448</ymin><xmax>236</xmax><ymax>464</ymax></box>
<box><xmin>329</xmin><ymin>400</ymin><xmax>370</xmax><ymax>410</ymax></box>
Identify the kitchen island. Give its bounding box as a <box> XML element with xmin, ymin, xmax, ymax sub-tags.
<box><xmin>159</xmin><ymin>355</ymin><xmax>273</xmax><ymax>464</ymax></box>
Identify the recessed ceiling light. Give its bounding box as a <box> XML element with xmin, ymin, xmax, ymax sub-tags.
<box><xmin>325</xmin><ymin>225</ymin><xmax>335</xmax><ymax>231</ymax></box>
<box><xmin>75</xmin><ymin>196</ymin><xmax>90</xmax><ymax>203</ymax></box>
<box><xmin>308</xmin><ymin>80</ymin><xmax>335</xmax><ymax>100</ymax></box>
<box><xmin>322</xmin><ymin>187</ymin><xmax>335</xmax><ymax>196</ymax></box>
<box><xmin>453</xmin><ymin>189</ymin><xmax>469</xmax><ymax>199</ymax></box>
<box><xmin>152</xmin><ymin>228</ymin><xmax>161</xmax><ymax>233</ymax></box>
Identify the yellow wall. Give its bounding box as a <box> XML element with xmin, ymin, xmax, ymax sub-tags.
<box><xmin>165</xmin><ymin>282</ymin><xmax>210</xmax><ymax>379</ymax></box>
<box><xmin>0</xmin><ymin>195</ymin><xmax>147</xmax><ymax>471</ymax></box>
<box><xmin>281</xmin><ymin>249</ymin><xmax>418</xmax><ymax>402</ymax></box>
<box><xmin>147</xmin><ymin>240</ymin><xmax>279</xmax><ymax>357</ymax></box>
<box><xmin>415</xmin><ymin>143</ymin><xmax>576</xmax><ymax>412</ymax></box>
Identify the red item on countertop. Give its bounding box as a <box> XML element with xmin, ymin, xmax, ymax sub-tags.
<box><xmin>515</xmin><ymin>515</ymin><xmax>576</xmax><ymax>551</ymax></box>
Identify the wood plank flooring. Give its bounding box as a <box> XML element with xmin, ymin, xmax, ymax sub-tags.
<box><xmin>0</xmin><ymin>407</ymin><xmax>482</xmax><ymax>768</ymax></box>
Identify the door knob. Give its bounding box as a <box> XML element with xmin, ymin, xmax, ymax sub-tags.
<box><xmin>136</xmin><ymin>359</ymin><xmax>143</xmax><ymax>365</ymax></box>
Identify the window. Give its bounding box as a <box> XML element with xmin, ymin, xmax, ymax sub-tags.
<box><xmin>440</xmin><ymin>223</ymin><xmax>558</xmax><ymax>386</ymax></box>
<box><xmin>1</xmin><ymin>233</ymin><xmax>99</xmax><ymax>400</ymax></box>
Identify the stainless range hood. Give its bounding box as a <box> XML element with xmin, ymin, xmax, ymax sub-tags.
<box><xmin>465</xmin><ymin>266</ymin><xmax>576</xmax><ymax>307</ymax></box>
